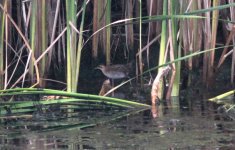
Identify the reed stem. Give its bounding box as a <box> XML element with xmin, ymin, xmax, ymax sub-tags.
<box><xmin>158</xmin><ymin>0</ymin><xmax>168</xmax><ymax>99</ymax></box>
<box><xmin>0</xmin><ymin>0</ymin><xmax>6</xmax><ymax>90</ymax></box>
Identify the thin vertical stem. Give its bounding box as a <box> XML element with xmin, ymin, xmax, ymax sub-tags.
<box><xmin>4</xmin><ymin>1</ymin><xmax>7</xmax><ymax>89</ymax></box>
<box><xmin>41</xmin><ymin>0</ymin><xmax>47</xmax><ymax>79</ymax></box>
<box><xmin>66</xmin><ymin>0</ymin><xmax>76</xmax><ymax>92</ymax></box>
<box><xmin>158</xmin><ymin>0</ymin><xmax>168</xmax><ymax>99</ymax></box>
<box><xmin>229</xmin><ymin>0</ymin><xmax>235</xmax><ymax>83</ymax></box>
<box><xmin>92</xmin><ymin>0</ymin><xmax>99</xmax><ymax>61</ymax></box>
<box><xmin>125</xmin><ymin>0</ymin><xmax>134</xmax><ymax>59</ymax></box>
<box><xmin>75</xmin><ymin>0</ymin><xmax>86</xmax><ymax>91</ymax></box>
<box><xmin>29</xmin><ymin>0</ymin><xmax>37</xmax><ymax>84</ymax></box>
<box><xmin>202</xmin><ymin>0</ymin><xmax>211</xmax><ymax>84</ymax></box>
<box><xmin>170</xmin><ymin>0</ymin><xmax>180</xmax><ymax>97</ymax></box>
<box><xmin>106</xmin><ymin>0</ymin><xmax>111</xmax><ymax>65</ymax></box>
<box><xmin>210</xmin><ymin>0</ymin><xmax>220</xmax><ymax>68</ymax></box>
<box><xmin>0</xmin><ymin>0</ymin><xmax>6</xmax><ymax>90</ymax></box>
<box><xmin>138</xmin><ymin>0</ymin><xmax>143</xmax><ymax>86</ymax></box>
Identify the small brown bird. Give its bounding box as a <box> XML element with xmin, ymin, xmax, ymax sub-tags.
<box><xmin>96</xmin><ymin>63</ymin><xmax>132</xmax><ymax>96</ymax></box>
<box><xmin>95</xmin><ymin>64</ymin><xmax>130</xmax><ymax>80</ymax></box>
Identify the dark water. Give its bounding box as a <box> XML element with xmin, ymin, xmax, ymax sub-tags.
<box><xmin>0</xmin><ymin>94</ymin><xmax>234</xmax><ymax>150</ymax></box>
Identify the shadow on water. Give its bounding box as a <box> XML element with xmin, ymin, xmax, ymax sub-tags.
<box><xmin>0</xmin><ymin>90</ymin><xmax>234</xmax><ymax>150</ymax></box>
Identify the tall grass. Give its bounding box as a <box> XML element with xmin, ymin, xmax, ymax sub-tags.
<box><xmin>229</xmin><ymin>0</ymin><xmax>235</xmax><ymax>84</ymax></box>
<box><xmin>29</xmin><ymin>0</ymin><xmax>37</xmax><ymax>84</ymax></box>
<box><xmin>66</xmin><ymin>0</ymin><xmax>87</xmax><ymax>92</ymax></box>
<box><xmin>125</xmin><ymin>0</ymin><xmax>134</xmax><ymax>59</ymax></box>
<box><xmin>75</xmin><ymin>1</ymin><xmax>87</xmax><ymax>89</ymax></box>
<box><xmin>39</xmin><ymin>0</ymin><xmax>47</xmax><ymax>87</ymax></box>
<box><xmin>168</xmin><ymin>0</ymin><xmax>179</xmax><ymax>98</ymax></box>
<box><xmin>92</xmin><ymin>0</ymin><xmax>99</xmax><ymax>62</ymax></box>
<box><xmin>157</xmin><ymin>0</ymin><xmax>168</xmax><ymax>99</ymax></box>
<box><xmin>105</xmin><ymin>0</ymin><xmax>111</xmax><ymax>65</ymax></box>
<box><xmin>66</xmin><ymin>0</ymin><xmax>77</xmax><ymax>92</ymax></box>
<box><xmin>208</xmin><ymin>0</ymin><xmax>220</xmax><ymax>86</ymax></box>
<box><xmin>0</xmin><ymin>0</ymin><xmax>6</xmax><ymax>90</ymax></box>
<box><xmin>138</xmin><ymin>0</ymin><xmax>143</xmax><ymax>85</ymax></box>
<box><xmin>0</xmin><ymin>0</ymin><xmax>234</xmax><ymax>99</ymax></box>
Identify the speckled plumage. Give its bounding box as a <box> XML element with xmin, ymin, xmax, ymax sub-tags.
<box><xmin>96</xmin><ymin>64</ymin><xmax>130</xmax><ymax>79</ymax></box>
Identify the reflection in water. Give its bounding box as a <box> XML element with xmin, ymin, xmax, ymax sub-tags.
<box><xmin>151</xmin><ymin>97</ymin><xmax>180</xmax><ymax>119</ymax></box>
<box><xmin>0</xmin><ymin>96</ymin><xmax>235</xmax><ymax>149</ymax></box>
<box><xmin>151</xmin><ymin>104</ymin><xmax>159</xmax><ymax>118</ymax></box>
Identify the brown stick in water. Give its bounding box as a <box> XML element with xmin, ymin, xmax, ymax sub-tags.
<box><xmin>151</xmin><ymin>65</ymin><xmax>171</xmax><ymax>104</ymax></box>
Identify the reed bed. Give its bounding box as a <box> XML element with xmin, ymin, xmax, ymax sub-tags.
<box><xmin>0</xmin><ymin>0</ymin><xmax>234</xmax><ymax>99</ymax></box>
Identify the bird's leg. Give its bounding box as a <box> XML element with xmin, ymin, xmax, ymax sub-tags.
<box><xmin>111</xmin><ymin>79</ymin><xmax>114</xmax><ymax>96</ymax></box>
<box><xmin>127</xmin><ymin>76</ymin><xmax>132</xmax><ymax>87</ymax></box>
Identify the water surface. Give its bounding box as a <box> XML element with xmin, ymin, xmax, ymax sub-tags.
<box><xmin>0</xmin><ymin>94</ymin><xmax>234</xmax><ymax>150</ymax></box>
